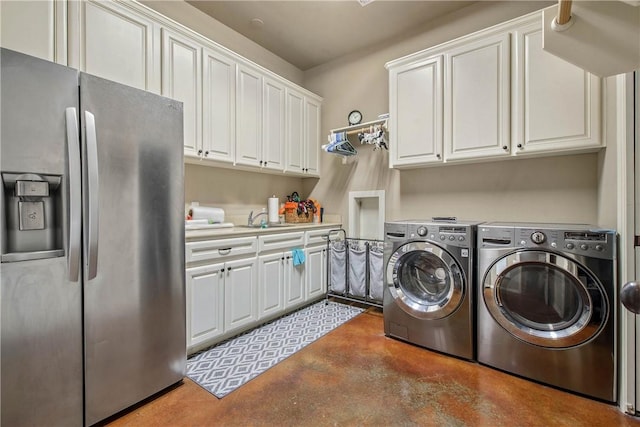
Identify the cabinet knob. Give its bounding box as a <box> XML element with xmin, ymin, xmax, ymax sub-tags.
<box><xmin>197</xmin><ymin>149</ymin><xmax>203</xmax><ymax>155</ymax></box>
<box><xmin>502</xmin><ymin>146</ymin><xmax>508</xmax><ymax>150</ymax></box>
<box><xmin>517</xmin><ymin>144</ymin><xmax>523</xmax><ymax>149</ymax></box>
<box><xmin>436</xmin><ymin>154</ymin><xmax>441</xmax><ymax>159</ymax></box>
<box><xmin>281</xmin><ymin>257</ymin><xmax>285</xmax><ymax>260</ymax></box>
<box><xmin>259</xmin><ymin>160</ymin><xmax>263</xmax><ymax>165</ymax></box>
<box><xmin>204</xmin><ymin>151</ymin><xmax>209</xmax><ymax>156</ymax></box>
<box><xmin>220</xmin><ymin>269</ymin><xmax>224</xmax><ymax>273</ymax></box>
<box><xmin>227</xmin><ymin>267</ymin><xmax>232</xmax><ymax>271</ymax></box>
<box><xmin>264</xmin><ymin>161</ymin><xmax>267</xmax><ymax>166</ymax></box>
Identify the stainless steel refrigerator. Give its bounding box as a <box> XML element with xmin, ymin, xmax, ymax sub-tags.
<box><xmin>1</xmin><ymin>48</ymin><xmax>186</xmax><ymax>426</ymax></box>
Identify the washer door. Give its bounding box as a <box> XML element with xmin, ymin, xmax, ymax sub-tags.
<box><xmin>386</xmin><ymin>241</ymin><xmax>465</xmax><ymax>320</ymax></box>
<box><xmin>483</xmin><ymin>250</ymin><xmax>608</xmax><ymax>348</ymax></box>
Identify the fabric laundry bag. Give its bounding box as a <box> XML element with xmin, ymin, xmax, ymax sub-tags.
<box><xmin>368</xmin><ymin>245</ymin><xmax>384</xmax><ymax>301</ymax></box>
<box><xmin>348</xmin><ymin>243</ymin><xmax>367</xmax><ymax>297</ymax></box>
<box><xmin>329</xmin><ymin>241</ymin><xmax>346</xmax><ymax>294</ymax></box>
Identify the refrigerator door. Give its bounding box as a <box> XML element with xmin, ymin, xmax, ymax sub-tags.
<box><xmin>79</xmin><ymin>73</ymin><xmax>186</xmax><ymax>425</ymax></box>
<box><xmin>1</xmin><ymin>49</ymin><xmax>83</xmax><ymax>426</ymax></box>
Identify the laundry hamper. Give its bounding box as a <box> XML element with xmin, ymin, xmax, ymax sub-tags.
<box><xmin>325</xmin><ymin>229</ymin><xmax>383</xmax><ymax>308</ymax></box>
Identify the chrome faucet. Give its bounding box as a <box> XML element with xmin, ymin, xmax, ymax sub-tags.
<box><xmin>247</xmin><ymin>210</ymin><xmax>268</xmax><ymax>227</ymax></box>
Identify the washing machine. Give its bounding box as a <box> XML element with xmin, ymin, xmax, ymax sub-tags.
<box><xmin>477</xmin><ymin>222</ymin><xmax>617</xmax><ymax>402</ymax></box>
<box><xmin>383</xmin><ymin>219</ymin><xmax>480</xmax><ymax>360</ymax></box>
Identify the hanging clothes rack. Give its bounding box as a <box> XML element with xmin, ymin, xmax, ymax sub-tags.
<box><xmin>323</xmin><ymin>116</ymin><xmax>389</xmax><ymax>159</ymax></box>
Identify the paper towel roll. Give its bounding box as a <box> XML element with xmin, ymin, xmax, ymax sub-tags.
<box><xmin>190</xmin><ymin>206</ymin><xmax>225</xmax><ymax>223</ymax></box>
<box><xmin>268</xmin><ymin>196</ymin><xmax>279</xmax><ymax>223</ymax></box>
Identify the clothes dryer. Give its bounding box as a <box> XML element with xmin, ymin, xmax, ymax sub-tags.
<box><xmin>477</xmin><ymin>222</ymin><xmax>617</xmax><ymax>402</ymax></box>
<box><xmin>383</xmin><ymin>219</ymin><xmax>480</xmax><ymax>360</ymax></box>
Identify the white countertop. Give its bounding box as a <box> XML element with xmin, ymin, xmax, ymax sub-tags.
<box><xmin>185</xmin><ymin>222</ymin><xmax>343</xmax><ymax>241</ymax></box>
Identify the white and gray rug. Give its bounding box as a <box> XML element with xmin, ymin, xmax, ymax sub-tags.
<box><xmin>186</xmin><ymin>300</ymin><xmax>364</xmax><ymax>398</ymax></box>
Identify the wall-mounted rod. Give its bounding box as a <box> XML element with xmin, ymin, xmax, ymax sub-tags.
<box><xmin>552</xmin><ymin>0</ymin><xmax>574</xmax><ymax>31</ymax></box>
<box><xmin>330</xmin><ymin>117</ymin><xmax>388</xmax><ymax>135</ymax></box>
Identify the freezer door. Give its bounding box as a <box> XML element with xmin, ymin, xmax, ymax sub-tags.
<box><xmin>79</xmin><ymin>73</ymin><xmax>186</xmax><ymax>425</ymax></box>
<box><xmin>1</xmin><ymin>49</ymin><xmax>83</xmax><ymax>426</ymax></box>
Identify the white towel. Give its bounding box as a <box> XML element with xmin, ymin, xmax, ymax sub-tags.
<box><xmin>190</xmin><ymin>206</ymin><xmax>225</xmax><ymax>223</ymax></box>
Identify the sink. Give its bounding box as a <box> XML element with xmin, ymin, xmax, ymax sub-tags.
<box><xmin>236</xmin><ymin>223</ymin><xmax>296</xmax><ymax>229</ymax></box>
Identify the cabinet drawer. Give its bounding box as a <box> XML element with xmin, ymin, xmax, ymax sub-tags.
<box><xmin>305</xmin><ymin>228</ymin><xmax>332</xmax><ymax>246</ymax></box>
<box><xmin>186</xmin><ymin>236</ymin><xmax>257</xmax><ymax>264</ymax></box>
<box><xmin>258</xmin><ymin>232</ymin><xmax>305</xmax><ymax>253</ymax></box>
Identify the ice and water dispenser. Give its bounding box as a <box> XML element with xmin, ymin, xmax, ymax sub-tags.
<box><xmin>1</xmin><ymin>172</ymin><xmax>64</xmax><ymax>262</ymax></box>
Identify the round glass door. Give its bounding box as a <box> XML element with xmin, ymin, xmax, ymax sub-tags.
<box><xmin>386</xmin><ymin>241</ymin><xmax>464</xmax><ymax>319</ymax></box>
<box><xmin>483</xmin><ymin>250</ymin><xmax>608</xmax><ymax>348</ymax></box>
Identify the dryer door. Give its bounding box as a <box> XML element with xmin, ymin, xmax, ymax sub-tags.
<box><xmin>386</xmin><ymin>241</ymin><xmax>465</xmax><ymax>320</ymax></box>
<box><xmin>483</xmin><ymin>250</ymin><xmax>608</xmax><ymax>348</ymax></box>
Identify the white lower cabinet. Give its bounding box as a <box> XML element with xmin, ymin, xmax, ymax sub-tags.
<box><xmin>186</xmin><ymin>227</ymin><xmax>334</xmax><ymax>354</ymax></box>
<box><xmin>186</xmin><ymin>262</ymin><xmax>224</xmax><ymax>349</ymax></box>
<box><xmin>224</xmin><ymin>257</ymin><xmax>258</xmax><ymax>333</ymax></box>
<box><xmin>186</xmin><ymin>256</ymin><xmax>258</xmax><ymax>352</ymax></box>
<box><xmin>259</xmin><ymin>252</ymin><xmax>285</xmax><ymax>318</ymax></box>
<box><xmin>306</xmin><ymin>245</ymin><xmax>327</xmax><ymax>300</ymax></box>
<box><xmin>284</xmin><ymin>251</ymin><xmax>306</xmax><ymax>309</ymax></box>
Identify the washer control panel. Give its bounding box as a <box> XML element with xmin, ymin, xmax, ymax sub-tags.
<box><xmin>407</xmin><ymin>223</ymin><xmax>474</xmax><ymax>248</ymax></box>
<box><xmin>479</xmin><ymin>224</ymin><xmax>616</xmax><ymax>260</ymax></box>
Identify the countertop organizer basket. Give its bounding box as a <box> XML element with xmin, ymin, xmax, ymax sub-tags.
<box><xmin>325</xmin><ymin>229</ymin><xmax>383</xmax><ymax>308</ymax></box>
<box><xmin>284</xmin><ymin>209</ymin><xmax>314</xmax><ymax>224</ymax></box>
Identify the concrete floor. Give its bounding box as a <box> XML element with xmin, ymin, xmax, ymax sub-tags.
<box><xmin>106</xmin><ymin>309</ymin><xmax>640</xmax><ymax>426</ymax></box>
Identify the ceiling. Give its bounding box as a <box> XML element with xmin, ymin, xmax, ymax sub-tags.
<box><xmin>186</xmin><ymin>1</ymin><xmax>476</xmax><ymax>70</ymax></box>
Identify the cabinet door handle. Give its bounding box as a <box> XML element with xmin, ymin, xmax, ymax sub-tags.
<box><xmin>218</xmin><ymin>248</ymin><xmax>232</xmax><ymax>256</ymax></box>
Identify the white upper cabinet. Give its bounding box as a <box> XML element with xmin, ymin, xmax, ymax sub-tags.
<box><xmin>161</xmin><ymin>28</ymin><xmax>202</xmax><ymax>158</ymax></box>
<box><xmin>78</xmin><ymin>0</ymin><xmax>159</xmax><ymax>92</ymax></box>
<box><xmin>304</xmin><ymin>97</ymin><xmax>321</xmax><ymax>177</ymax></box>
<box><xmin>444</xmin><ymin>32</ymin><xmax>511</xmax><ymax>161</ymax></box>
<box><xmin>286</xmin><ymin>89</ymin><xmax>305</xmax><ymax>173</ymax></box>
<box><xmin>262</xmin><ymin>76</ymin><xmax>286</xmax><ymax>171</ymax></box>
<box><xmin>389</xmin><ymin>55</ymin><xmax>443</xmax><ymax>167</ymax></box>
<box><xmin>286</xmin><ymin>89</ymin><xmax>321</xmax><ymax>176</ymax></box>
<box><xmin>235</xmin><ymin>64</ymin><xmax>263</xmax><ymax>167</ymax></box>
<box><xmin>513</xmin><ymin>21</ymin><xmax>601</xmax><ymax>155</ymax></box>
<box><xmin>386</xmin><ymin>10</ymin><xmax>603</xmax><ymax>168</ymax></box>
<box><xmin>0</xmin><ymin>0</ymin><xmax>66</xmax><ymax>64</ymax></box>
<box><xmin>202</xmin><ymin>47</ymin><xmax>236</xmax><ymax>163</ymax></box>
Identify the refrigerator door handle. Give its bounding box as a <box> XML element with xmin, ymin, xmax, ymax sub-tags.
<box><xmin>66</xmin><ymin>107</ymin><xmax>81</xmax><ymax>282</ymax></box>
<box><xmin>85</xmin><ymin>111</ymin><xmax>100</xmax><ymax>280</ymax></box>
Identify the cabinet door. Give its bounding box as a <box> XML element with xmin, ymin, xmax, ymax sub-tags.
<box><xmin>202</xmin><ymin>47</ymin><xmax>236</xmax><ymax>162</ymax></box>
<box><xmin>514</xmin><ymin>23</ymin><xmax>601</xmax><ymax>155</ymax></box>
<box><xmin>389</xmin><ymin>56</ymin><xmax>443</xmax><ymax>167</ymax></box>
<box><xmin>186</xmin><ymin>263</ymin><xmax>224</xmax><ymax>349</ymax></box>
<box><xmin>445</xmin><ymin>33</ymin><xmax>511</xmax><ymax>161</ymax></box>
<box><xmin>162</xmin><ymin>28</ymin><xmax>202</xmax><ymax>157</ymax></box>
<box><xmin>304</xmin><ymin>97</ymin><xmax>321</xmax><ymax>177</ymax></box>
<box><xmin>262</xmin><ymin>77</ymin><xmax>286</xmax><ymax>171</ymax></box>
<box><xmin>236</xmin><ymin>64</ymin><xmax>262</xmax><ymax>167</ymax></box>
<box><xmin>0</xmin><ymin>0</ymin><xmax>66</xmax><ymax>64</ymax></box>
<box><xmin>80</xmin><ymin>0</ymin><xmax>158</xmax><ymax>92</ymax></box>
<box><xmin>306</xmin><ymin>245</ymin><xmax>326</xmax><ymax>301</ymax></box>
<box><xmin>224</xmin><ymin>257</ymin><xmax>258</xmax><ymax>332</ymax></box>
<box><xmin>285</xmin><ymin>250</ymin><xmax>306</xmax><ymax>308</ymax></box>
<box><xmin>259</xmin><ymin>252</ymin><xmax>285</xmax><ymax>319</ymax></box>
<box><xmin>285</xmin><ymin>89</ymin><xmax>305</xmax><ymax>174</ymax></box>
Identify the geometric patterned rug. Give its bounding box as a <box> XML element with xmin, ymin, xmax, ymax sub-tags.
<box><xmin>186</xmin><ymin>300</ymin><xmax>364</xmax><ymax>398</ymax></box>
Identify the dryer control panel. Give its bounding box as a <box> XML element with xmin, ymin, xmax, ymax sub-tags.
<box><xmin>479</xmin><ymin>224</ymin><xmax>616</xmax><ymax>260</ymax></box>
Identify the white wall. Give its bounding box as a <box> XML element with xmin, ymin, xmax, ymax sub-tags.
<box><xmin>301</xmin><ymin>0</ymin><xmax>616</xmax><ymax>231</ymax></box>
